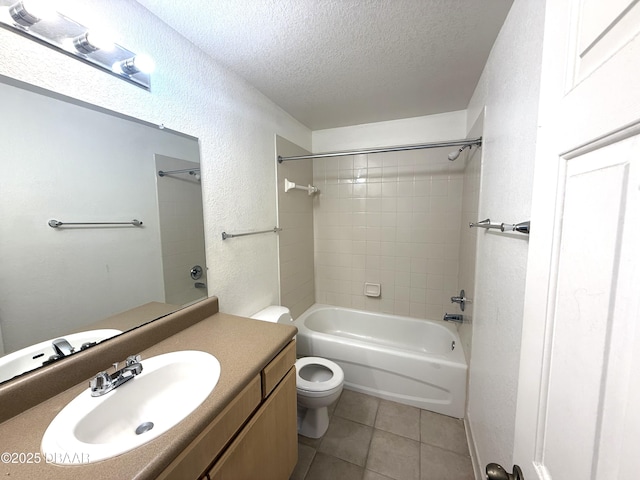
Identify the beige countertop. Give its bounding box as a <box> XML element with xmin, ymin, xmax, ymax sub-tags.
<box><xmin>70</xmin><ymin>301</ymin><xmax>180</xmax><ymax>334</ymax></box>
<box><xmin>0</xmin><ymin>310</ymin><xmax>296</xmax><ymax>479</ymax></box>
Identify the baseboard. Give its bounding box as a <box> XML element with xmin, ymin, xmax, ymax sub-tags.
<box><xmin>464</xmin><ymin>415</ymin><xmax>483</xmax><ymax>480</ymax></box>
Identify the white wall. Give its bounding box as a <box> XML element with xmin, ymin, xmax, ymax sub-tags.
<box><xmin>313</xmin><ymin>111</ymin><xmax>467</xmax><ymax>152</ymax></box>
<box><xmin>0</xmin><ymin>0</ymin><xmax>311</xmax><ymax>318</ymax></box>
<box><xmin>464</xmin><ymin>0</ymin><xmax>546</xmax><ymax>474</ymax></box>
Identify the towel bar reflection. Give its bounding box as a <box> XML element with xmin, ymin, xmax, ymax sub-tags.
<box><xmin>48</xmin><ymin>219</ymin><xmax>143</xmax><ymax>228</ymax></box>
<box><xmin>469</xmin><ymin>218</ymin><xmax>530</xmax><ymax>235</ymax></box>
<box><xmin>221</xmin><ymin>227</ymin><xmax>282</xmax><ymax>240</ymax></box>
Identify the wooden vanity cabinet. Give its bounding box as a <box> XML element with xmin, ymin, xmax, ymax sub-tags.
<box><xmin>208</xmin><ymin>368</ymin><xmax>297</xmax><ymax>479</ymax></box>
<box><xmin>158</xmin><ymin>340</ymin><xmax>297</xmax><ymax>480</ymax></box>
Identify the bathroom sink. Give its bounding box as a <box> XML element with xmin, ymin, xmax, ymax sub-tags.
<box><xmin>41</xmin><ymin>350</ymin><xmax>221</xmax><ymax>464</ymax></box>
<box><xmin>0</xmin><ymin>329</ymin><xmax>122</xmax><ymax>384</ymax></box>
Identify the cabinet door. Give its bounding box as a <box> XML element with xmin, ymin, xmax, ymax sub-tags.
<box><xmin>209</xmin><ymin>368</ymin><xmax>297</xmax><ymax>480</ymax></box>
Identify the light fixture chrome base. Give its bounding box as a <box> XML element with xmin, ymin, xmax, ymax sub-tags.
<box><xmin>0</xmin><ymin>1</ymin><xmax>151</xmax><ymax>90</ymax></box>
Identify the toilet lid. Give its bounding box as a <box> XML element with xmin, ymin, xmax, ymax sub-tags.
<box><xmin>296</xmin><ymin>356</ymin><xmax>344</xmax><ymax>392</ymax></box>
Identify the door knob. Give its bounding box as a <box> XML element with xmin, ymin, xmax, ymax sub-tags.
<box><xmin>486</xmin><ymin>463</ymin><xmax>524</xmax><ymax>480</ymax></box>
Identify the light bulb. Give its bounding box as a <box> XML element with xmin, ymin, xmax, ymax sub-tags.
<box><xmin>85</xmin><ymin>31</ymin><xmax>114</xmax><ymax>51</ymax></box>
<box><xmin>132</xmin><ymin>54</ymin><xmax>155</xmax><ymax>74</ymax></box>
<box><xmin>68</xmin><ymin>31</ymin><xmax>114</xmax><ymax>54</ymax></box>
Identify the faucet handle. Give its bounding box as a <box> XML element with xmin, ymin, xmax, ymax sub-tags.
<box><xmin>450</xmin><ymin>289</ymin><xmax>467</xmax><ymax>311</ymax></box>
<box><xmin>90</xmin><ymin>371</ymin><xmax>112</xmax><ymax>394</ymax></box>
<box><xmin>125</xmin><ymin>354</ymin><xmax>141</xmax><ymax>366</ymax></box>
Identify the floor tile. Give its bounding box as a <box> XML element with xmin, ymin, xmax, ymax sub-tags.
<box><xmin>364</xmin><ymin>469</ymin><xmax>396</xmax><ymax>480</ymax></box>
<box><xmin>305</xmin><ymin>452</ymin><xmax>365</xmax><ymax>480</ymax></box>
<box><xmin>375</xmin><ymin>399</ymin><xmax>420</xmax><ymax>440</ymax></box>
<box><xmin>334</xmin><ymin>389</ymin><xmax>380</xmax><ymax>426</ymax></box>
<box><xmin>298</xmin><ymin>432</ymin><xmax>323</xmax><ymax>449</ymax></box>
<box><xmin>291</xmin><ymin>443</ymin><xmax>316</xmax><ymax>480</ymax></box>
<box><xmin>420</xmin><ymin>410</ymin><xmax>469</xmax><ymax>455</ymax></box>
<box><xmin>366</xmin><ymin>429</ymin><xmax>420</xmax><ymax>480</ymax></box>
<box><xmin>420</xmin><ymin>443</ymin><xmax>474</xmax><ymax>480</ymax></box>
<box><xmin>318</xmin><ymin>416</ymin><xmax>373</xmax><ymax>466</ymax></box>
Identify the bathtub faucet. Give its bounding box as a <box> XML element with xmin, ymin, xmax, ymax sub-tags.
<box><xmin>443</xmin><ymin>313</ymin><xmax>463</xmax><ymax>324</ymax></box>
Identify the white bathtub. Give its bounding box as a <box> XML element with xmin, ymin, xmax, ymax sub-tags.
<box><xmin>294</xmin><ymin>304</ymin><xmax>467</xmax><ymax>418</ymax></box>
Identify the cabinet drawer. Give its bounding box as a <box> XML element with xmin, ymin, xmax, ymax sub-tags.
<box><xmin>261</xmin><ymin>340</ymin><xmax>296</xmax><ymax>398</ymax></box>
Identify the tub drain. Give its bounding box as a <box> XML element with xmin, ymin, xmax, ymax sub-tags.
<box><xmin>135</xmin><ymin>422</ymin><xmax>154</xmax><ymax>435</ymax></box>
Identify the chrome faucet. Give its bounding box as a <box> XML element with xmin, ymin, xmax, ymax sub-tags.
<box><xmin>90</xmin><ymin>354</ymin><xmax>143</xmax><ymax>397</ymax></box>
<box><xmin>52</xmin><ymin>338</ymin><xmax>74</xmax><ymax>357</ymax></box>
<box><xmin>443</xmin><ymin>313</ymin><xmax>463</xmax><ymax>324</ymax></box>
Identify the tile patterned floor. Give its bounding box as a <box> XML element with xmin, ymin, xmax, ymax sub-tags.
<box><xmin>290</xmin><ymin>390</ymin><xmax>474</xmax><ymax>480</ymax></box>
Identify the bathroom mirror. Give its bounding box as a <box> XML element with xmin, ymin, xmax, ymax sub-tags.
<box><xmin>0</xmin><ymin>76</ymin><xmax>208</xmax><ymax>384</ymax></box>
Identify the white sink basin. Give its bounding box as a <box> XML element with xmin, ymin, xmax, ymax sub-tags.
<box><xmin>41</xmin><ymin>350</ymin><xmax>221</xmax><ymax>464</ymax></box>
<box><xmin>0</xmin><ymin>329</ymin><xmax>122</xmax><ymax>383</ymax></box>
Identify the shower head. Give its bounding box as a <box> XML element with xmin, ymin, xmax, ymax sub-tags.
<box><xmin>447</xmin><ymin>148</ymin><xmax>463</xmax><ymax>161</ymax></box>
<box><xmin>448</xmin><ymin>145</ymin><xmax>470</xmax><ymax>161</ymax></box>
<box><xmin>447</xmin><ymin>141</ymin><xmax>482</xmax><ymax>161</ymax></box>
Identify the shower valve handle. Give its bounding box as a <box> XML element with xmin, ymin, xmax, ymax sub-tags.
<box><xmin>450</xmin><ymin>289</ymin><xmax>467</xmax><ymax>311</ymax></box>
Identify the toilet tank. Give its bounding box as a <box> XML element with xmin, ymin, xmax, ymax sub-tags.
<box><xmin>250</xmin><ymin>306</ymin><xmax>293</xmax><ymax>324</ymax></box>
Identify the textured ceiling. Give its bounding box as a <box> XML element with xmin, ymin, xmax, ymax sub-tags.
<box><xmin>135</xmin><ymin>0</ymin><xmax>513</xmax><ymax>130</ymax></box>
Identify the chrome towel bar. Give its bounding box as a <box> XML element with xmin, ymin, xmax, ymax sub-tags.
<box><xmin>469</xmin><ymin>218</ymin><xmax>530</xmax><ymax>235</ymax></box>
<box><xmin>48</xmin><ymin>219</ymin><xmax>143</xmax><ymax>228</ymax></box>
<box><xmin>221</xmin><ymin>227</ymin><xmax>282</xmax><ymax>240</ymax></box>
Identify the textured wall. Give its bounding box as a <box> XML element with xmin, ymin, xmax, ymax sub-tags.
<box><xmin>275</xmin><ymin>137</ymin><xmax>315</xmax><ymax>319</ymax></box>
<box><xmin>0</xmin><ymin>0</ymin><xmax>311</xmax><ymax>319</ymax></box>
<box><xmin>464</xmin><ymin>0</ymin><xmax>546</xmax><ymax>474</ymax></box>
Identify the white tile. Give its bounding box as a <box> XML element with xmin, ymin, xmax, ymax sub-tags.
<box><xmin>410</xmin><ymin>288</ymin><xmax>426</xmax><ymax>303</ymax></box>
<box><xmin>381</xmin><ymin>198</ymin><xmax>397</xmax><ymax>213</ymax></box>
<box><xmin>366</xmin><ymin>198</ymin><xmax>381</xmax><ymax>212</ymax></box>
<box><xmin>380</xmin><ymin>227</ymin><xmax>396</xmax><ymax>242</ymax></box>
<box><xmin>367</xmin><ymin>183</ymin><xmax>382</xmax><ymax>197</ymax></box>
<box><xmin>354</xmin><ymin>154</ymin><xmax>368</xmax><ymax>168</ymax></box>
<box><xmin>410</xmin><ymin>302</ymin><xmax>427</xmax><ymax>318</ymax></box>
<box><xmin>394</xmin><ymin>301</ymin><xmax>410</xmax><ymax>316</ymax></box>
<box><xmin>367</xmin><ymin>156</ymin><xmax>382</xmax><ymax>168</ymax></box>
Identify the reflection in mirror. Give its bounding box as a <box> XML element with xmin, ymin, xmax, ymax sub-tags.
<box><xmin>0</xmin><ymin>77</ymin><xmax>207</xmax><ymax>383</ymax></box>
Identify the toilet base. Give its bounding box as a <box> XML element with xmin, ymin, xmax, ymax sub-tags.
<box><xmin>297</xmin><ymin>405</ymin><xmax>330</xmax><ymax>439</ymax></box>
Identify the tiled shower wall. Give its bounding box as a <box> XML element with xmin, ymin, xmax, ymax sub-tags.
<box><xmin>312</xmin><ymin>148</ymin><xmax>464</xmax><ymax>319</ymax></box>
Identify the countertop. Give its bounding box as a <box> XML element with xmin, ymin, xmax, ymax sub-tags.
<box><xmin>0</xmin><ymin>310</ymin><xmax>296</xmax><ymax>479</ymax></box>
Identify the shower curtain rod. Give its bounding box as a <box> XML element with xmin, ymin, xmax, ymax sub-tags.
<box><xmin>277</xmin><ymin>137</ymin><xmax>482</xmax><ymax>163</ymax></box>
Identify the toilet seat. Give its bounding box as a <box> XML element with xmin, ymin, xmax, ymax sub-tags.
<box><xmin>296</xmin><ymin>357</ymin><xmax>344</xmax><ymax>393</ymax></box>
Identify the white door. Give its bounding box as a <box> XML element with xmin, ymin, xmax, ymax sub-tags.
<box><xmin>511</xmin><ymin>1</ymin><xmax>640</xmax><ymax>479</ymax></box>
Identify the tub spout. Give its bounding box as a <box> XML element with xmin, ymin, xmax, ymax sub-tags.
<box><xmin>443</xmin><ymin>313</ymin><xmax>463</xmax><ymax>324</ymax></box>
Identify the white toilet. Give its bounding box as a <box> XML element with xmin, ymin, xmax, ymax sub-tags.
<box><xmin>250</xmin><ymin>306</ymin><xmax>344</xmax><ymax>438</ymax></box>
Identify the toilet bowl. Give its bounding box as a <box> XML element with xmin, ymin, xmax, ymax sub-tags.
<box><xmin>250</xmin><ymin>306</ymin><xmax>345</xmax><ymax>438</ymax></box>
<box><xmin>295</xmin><ymin>356</ymin><xmax>344</xmax><ymax>438</ymax></box>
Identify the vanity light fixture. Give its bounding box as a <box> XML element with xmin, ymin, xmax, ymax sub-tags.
<box><xmin>0</xmin><ymin>0</ymin><xmax>154</xmax><ymax>90</ymax></box>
